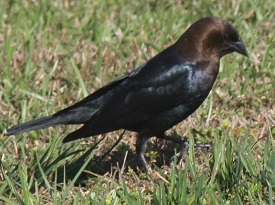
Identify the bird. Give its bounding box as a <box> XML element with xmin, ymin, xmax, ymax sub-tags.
<box><xmin>6</xmin><ymin>17</ymin><xmax>248</xmax><ymax>172</ymax></box>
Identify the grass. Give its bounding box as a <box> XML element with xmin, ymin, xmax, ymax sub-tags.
<box><xmin>0</xmin><ymin>0</ymin><xmax>274</xmax><ymax>204</ymax></box>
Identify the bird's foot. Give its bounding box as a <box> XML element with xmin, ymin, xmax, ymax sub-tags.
<box><xmin>170</xmin><ymin>140</ymin><xmax>213</xmax><ymax>163</ymax></box>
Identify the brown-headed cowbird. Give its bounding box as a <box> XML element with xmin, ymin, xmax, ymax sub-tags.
<box><xmin>6</xmin><ymin>17</ymin><xmax>248</xmax><ymax>172</ymax></box>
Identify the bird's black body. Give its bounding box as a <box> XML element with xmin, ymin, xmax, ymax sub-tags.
<box><xmin>6</xmin><ymin>17</ymin><xmax>248</xmax><ymax>172</ymax></box>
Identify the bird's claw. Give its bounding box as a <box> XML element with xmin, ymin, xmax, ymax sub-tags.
<box><xmin>170</xmin><ymin>141</ymin><xmax>213</xmax><ymax>163</ymax></box>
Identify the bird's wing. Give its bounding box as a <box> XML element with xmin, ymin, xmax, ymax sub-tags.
<box><xmin>124</xmin><ymin>64</ymin><xmax>195</xmax><ymax>115</ymax></box>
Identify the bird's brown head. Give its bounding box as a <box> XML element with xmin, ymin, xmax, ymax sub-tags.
<box><xmin>176</xmin><ymin>17</ymin><xmax>248</xmax><ymax>59</ymax></box>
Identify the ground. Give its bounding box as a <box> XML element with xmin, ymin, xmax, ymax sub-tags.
<box><xmin>0</xmin><ymin>0</ymin><xmax>274</xmax><ymax>204</ymax></box>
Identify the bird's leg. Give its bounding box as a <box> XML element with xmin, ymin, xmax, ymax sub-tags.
<box><xmin>157</xmin><ymin>133</ymin><xmax>189</xmax><ymax>145</ymax></box>
<box><xmin>136</xmin><ymin>134</ymin><xmax>151</xmax><ymax>173</ymax></box>
<box><xmin>157</xmin><ymin>134</ymin><xmax>189</xmax><ymax>163</ymax></box>
<box><xmin>157</xmin><ymin>134</ymin><xmax>212</xmax><ymax>163</ymax></box>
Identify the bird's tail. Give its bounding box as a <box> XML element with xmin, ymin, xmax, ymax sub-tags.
<box><xmin>6</xmin><ymin>115</ymin><xmax>64</xmax><ymax>136</ymax></box>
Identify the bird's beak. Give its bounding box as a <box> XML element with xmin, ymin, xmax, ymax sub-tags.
<box><xmin>230</xmin><ymin>39</ymin><xmax>249</xmax><ymax>57</ymax></box>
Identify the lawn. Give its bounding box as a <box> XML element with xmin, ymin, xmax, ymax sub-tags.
<box><xmin>0</xmin><ymin>0</ymin><xmax>274</xmax><ymax>204</ymax></box>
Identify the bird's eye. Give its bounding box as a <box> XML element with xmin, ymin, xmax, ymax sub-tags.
<box><xmin>223</xmin><ymin>33</ymin><xmax>230</xmax><ymax>42</ymax></box>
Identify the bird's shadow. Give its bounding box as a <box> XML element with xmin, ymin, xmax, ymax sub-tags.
<box><xmin>54</xmin><ymin>130</ymin><xmax>211</xmax><ymax>184</ymax></box>
<box><xmin>55</xmin><ymin>138</ymin><xmax>183</xmax><ymax>184</ymax></box>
